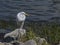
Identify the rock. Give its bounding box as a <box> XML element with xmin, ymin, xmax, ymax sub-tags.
<box><xmin>24</xmin><ymin>39</ymin><xmax>37</xmax><ymax>45</ymax></box>
<box><xmin>58</xmin><ymin>41</ymin><xmax>60</xmax><ymax>45</ymax></box>
<box><xmin>34</xmin><ymin>37</ymin><xmax>48</xmax><ymax>45</ymax></box>
<box><xmin>11</xmin><ymin>41</ymin><xmax>24</xmax><ymax>45</ymax></box>
<box><xmin>4</xmin><ymin>43</ymin><xmax>13</xmax><ymax>45</ymax></box>
<box><xmin>0</xmin><ymin>42</ymin><xmax>4</xmax><ymax>45</ymax></box>
<box><xmin>19</xmin><ymin>42</ymin><xmax>24</xmax><ymax>45</ymax></box>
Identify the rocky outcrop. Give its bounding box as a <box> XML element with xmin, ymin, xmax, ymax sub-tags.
<box><xmin>0</xmin><ymin>37</ymin><xmax>49</xmax><ymax>45</ymax></box>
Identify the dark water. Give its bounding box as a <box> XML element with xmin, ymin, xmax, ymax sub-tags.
<box><xmin>0</xmin><ymin>0</ymin><xmax>60</xmax><ymax>22</ymax></box>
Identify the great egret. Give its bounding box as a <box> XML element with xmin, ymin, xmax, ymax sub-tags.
<box><xmin>4</xmin><ymin>12</ymin><xmax>28</xmax><ymax>42</ymax></box>
<box><xmin>17</xmin><ymin>12</ymin><xmax>28</xmax><ymax>29</ymax></box>
<box><xmin>16</xmin><ymin>11</ymin><xmax>28</xmax><ymax>41</ymax></box>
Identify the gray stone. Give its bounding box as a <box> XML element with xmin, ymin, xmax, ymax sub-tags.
<box><xmin>24</xmin><ymin>39</ymin><xmax>37</xmax><ymax>45</ymax></box>
<box><xmin>4</xmin><ymin>42</ymin><xmax>13</xmax><ymax>45</ymax></box>
<box><xmin>10</xmin><ymin>41</ymin><xmax>24</xmax><ymax>45</ymax></box>
<box><xmin>0</xmin><ymin>42</ymin><xmax>5</xmax><ymax>45</ymax></box>
<box><xmin>34</xmin><ymin>37</ymin><xmax>48</xmax><ymax>45</ymax></box>
<box><xmin>19</xmin><ymin>42</ymin><xmax>24</xmax><ymax>45</ymax></box>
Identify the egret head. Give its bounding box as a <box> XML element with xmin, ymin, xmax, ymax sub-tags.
<box><xmin>19</xmin><ymin>12</ymin><xmax>28</xmax><ymax>16</ymax></box>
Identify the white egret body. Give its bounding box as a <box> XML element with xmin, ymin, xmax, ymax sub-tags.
<box><xmin>4</xmin><ymin>12</ymin><xmax>28</xmax><ymax>42</ymax></box>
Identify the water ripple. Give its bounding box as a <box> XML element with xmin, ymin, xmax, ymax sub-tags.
<box><xmin>0</xmin><ymin>0</ymin><xmax>60</xmax><ymax>22</ymax></box>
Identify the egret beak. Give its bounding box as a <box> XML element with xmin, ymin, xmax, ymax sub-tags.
<box><xmin>25</xmin><ymin>13</ymin><xmax>29</xmax><ymax>16</ymax></box>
